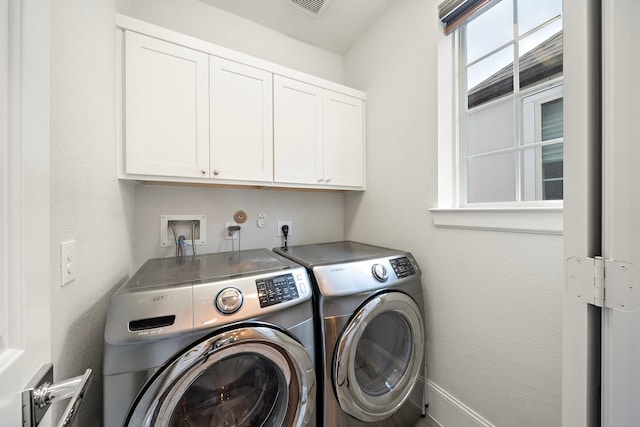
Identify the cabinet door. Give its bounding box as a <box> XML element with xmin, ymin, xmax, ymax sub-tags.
<box><xmin>125</xmin><ymin>31</ymin><xmax>209</xmax><ymax>178</ymax></box>
<box><xmin>323</xmin><ymin>90</ymin><xmax>365</xmax><ymax>187</ymax></box>
<box><xmin>210</xmin><ymin>56</ymin><xmax>273</xmax><ymax>183</ymax></box>
<box><xmin>273</xmin><ymin>76</ymin><xmax>324</xmax><ymax>185</ymax></box>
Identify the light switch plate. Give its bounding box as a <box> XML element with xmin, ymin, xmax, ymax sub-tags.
<box><xmin>60</xmin><ymin>240</ymin><xmax>77</xmax><ymax>286</ymax></box>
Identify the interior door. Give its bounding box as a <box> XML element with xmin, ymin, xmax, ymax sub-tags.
<box><xmin>562</xmin><ymin>0</ymin><xmax>602</xmax><ymax>425</ymax></box>
<box><xmin>0</xmin><ymin>0</ymin><xmax>52</xmax><ymax>424</ymax></box>
<box><xmin>601</xmin><ymin>0</ymin><xmax>640</xmax><ymax>424</ymax></box>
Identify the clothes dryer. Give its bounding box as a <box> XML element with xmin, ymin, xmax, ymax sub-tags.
<box><xmin>103</xmin><ymin>249</ymin><xmax>316</xmax><ymax>427</ymax></box>
<box><xmin>274</xmin><ymin>241</ymin><xmax>426</xmax><ymax>427</ymax></box>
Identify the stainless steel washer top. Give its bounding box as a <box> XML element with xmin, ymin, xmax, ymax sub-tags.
<box><xmin>105</xmin><ymin>249</ymin><xmax>312</xmax><ymax>346</ymax></box>
<box><xmin>275</xmin><ymin>240</ymin><xmax>400</xmax><ymax>267</ymax></box>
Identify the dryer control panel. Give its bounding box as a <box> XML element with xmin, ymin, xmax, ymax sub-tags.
<box><xmin>390</xmin><ymin>257</ymin><xmax>416</xmax><ymax>278</ymax></box>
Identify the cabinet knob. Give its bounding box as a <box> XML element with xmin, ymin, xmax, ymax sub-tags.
<box><xmin>201</xmin><ymin>170</ymin><xmax>207</xmax><ymax>175</ymax></box>
<box><xmin>213</xmin><ymin>170</ymin><xmax>220</xmax><ymax>176</ymax></box>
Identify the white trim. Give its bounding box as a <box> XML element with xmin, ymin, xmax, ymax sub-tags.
<box><xmin>430</xmin><ymin>206</ymin><xmax>563</xmax><ymax>235</ymax></box>
<box><xmin>0</xmin><ymin>0</ymin><xmax>8</xmax><ymax>351</ymax></box>
<box><xmin>426</xmin><ymin>380</ymin><xmax>496</xmax><ymax>427</ymax></box>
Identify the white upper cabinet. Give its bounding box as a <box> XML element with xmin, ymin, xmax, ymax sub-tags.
<box><xmin>274</xmin><ymin>76</ymin><xmax>324</xmax><ymax>185</ymax></box>
<box><xmin>210</xmin><ymin>56</ymin><xmax>273</xmax><ymax>183</ymax></box>
<box><xmin>118</xmin><ymin>16</ymin><xmax>366</xmax><ymax>190</ymax></box>
<box><xmin>124</xmin><ymin>31</ymin><xmax>210</xmax><ymax>179</ymax></box>
<box><xmin>274</xmin><ymin>76</ymin><xmax>365</xmax><ymax>188</ymax></box>
<box><xmin>323</xmin><ymin>90</ymin><xmax>364</xmax><ymax>188</ymax></box>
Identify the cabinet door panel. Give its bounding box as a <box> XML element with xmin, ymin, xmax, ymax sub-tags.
<box><xmin>125</xmin><ymin>31</ymin><xmax>209</xmax><ymax>178</ymax></box>
<box><xmin>323</xmin><ymin>91</ymin><xmax>364</xmax><ymax>187</ymax></box>
<box><xmin>210</xmin><ymin>56</ymin><xmax>273</xmax><ymax>182</ymax></box>
<box><xmin>273</xmin><ymin>76</ymin><xmax>324</xmax><ymax>185</ymax></box>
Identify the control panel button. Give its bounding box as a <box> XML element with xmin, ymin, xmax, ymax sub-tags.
<box><xmin>256</xmin><ymin>273</ymin><xmax>299</xmax><ymax>308</ymax></box>
<box><xmin>216</xmin><ymin>287</ymin><xmax>244</xmax><ymax>314</ymax></box>
<box><xmin>372</xmin><ymin>264</ymin><xmax>389</xmax><ymax>282</ymax></box>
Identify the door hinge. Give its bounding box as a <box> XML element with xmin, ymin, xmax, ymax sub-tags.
<box><xmin>566</xmin><ymin>256</ymin><xmax>640</xmax><ymax>312</ymax></box>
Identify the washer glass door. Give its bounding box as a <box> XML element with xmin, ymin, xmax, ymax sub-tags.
<box><xmin>334</xmin><ymin>291</ymin><xmax>424</xmax><ymax>422</ymax></box>
<box><xmin>129</xmin><ymin>326</ymin><xmax>315</xmax><ymax>427</ymax></box>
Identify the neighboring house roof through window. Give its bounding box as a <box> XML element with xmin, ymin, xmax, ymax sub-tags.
<box><xmin>468</xmin><ymin>30</ymin><xmax>563</xmax><ymax>108</ymax></box>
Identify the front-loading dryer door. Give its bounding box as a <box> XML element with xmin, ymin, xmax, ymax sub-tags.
<box><xmin>333</xmin><ymin>291</ymin><xmax>424</xmax><ymax>422</ymax></box>
<box><xmin>127</xmin><ymin>326</ymin><xmax>315</xmax><ymax>427</ymax></box>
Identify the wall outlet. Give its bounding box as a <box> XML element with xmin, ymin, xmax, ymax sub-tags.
<box><xmin>225</xmin><ymin>222</ymin><xmax>240</xmax><ymax>240</ymax></box>
<box><xmin>277</xmin><ymin>220</ymin><xmax>293</xmax><ymax>237</ymax></box>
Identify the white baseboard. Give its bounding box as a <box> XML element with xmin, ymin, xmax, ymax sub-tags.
<box><xmin>426</xmin><ymin>380</ymin><xmax>495</xmax><ymax>427</ymax></box>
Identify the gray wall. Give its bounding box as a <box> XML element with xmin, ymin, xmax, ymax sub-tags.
<box><xmin>343</xmin><ymin>0</ymin><xmax>563</xmax><ymax>426</ymax></box>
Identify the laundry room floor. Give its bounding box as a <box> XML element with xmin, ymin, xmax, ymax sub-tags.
<box><xmin>415</xmin><ymin>414</ymin><xmax>441</xmax><ymax>427</ymax></box>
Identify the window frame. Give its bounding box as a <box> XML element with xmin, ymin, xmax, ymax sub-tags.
<box><xmin>431</xmin><ymin>1</ymin><xmax>564</xmax><ymax>234</ymax></box>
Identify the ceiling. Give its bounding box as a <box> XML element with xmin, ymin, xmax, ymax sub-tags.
<box><xmin>198</xmin><ymin>0</ymin><xmax>397</xmax><ymax>54</ymax></box>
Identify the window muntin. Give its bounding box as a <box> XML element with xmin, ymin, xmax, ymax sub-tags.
<box><xmin>462</xmin><ymin>0</ymin><xmax>562</xmax><ymax>205</ymax></box>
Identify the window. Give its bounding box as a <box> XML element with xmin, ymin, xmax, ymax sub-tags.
<box><xmin>461</xmin><ymin>0</ymin><xmax>563</xmax><ymax>205</ymax></box>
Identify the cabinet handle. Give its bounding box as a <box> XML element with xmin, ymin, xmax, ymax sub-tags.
<box><xmin>325</xmin><ymin>178</ymin><xmax>332</xmax><ymax>183</ymax></box>
<box><xmin>213</xmin><ymin>170</ymin><xmax>220</xmax><ymax>176</ymax></box>
<box><xmin>318</xmin><ymin>178</ymin><xmax>324</xmax><ymax>183</ymax></box>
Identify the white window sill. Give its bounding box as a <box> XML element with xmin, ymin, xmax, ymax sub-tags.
<box><xmin>429</xmin><ymin>207</ymin><xmax>563</xmax><ymax>235</ymax></box>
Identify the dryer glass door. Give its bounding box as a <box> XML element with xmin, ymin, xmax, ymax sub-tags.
<box><xmin>128</xmin><ymin>326</ymin><xmax>315</xmax><ymax>427</ymax></box>
<box><xmin>334</xmin><ymin>291</ymin><xmax>424</xmax><ymax>422</ymax></box>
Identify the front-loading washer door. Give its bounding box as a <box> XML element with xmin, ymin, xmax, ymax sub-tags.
<box><xmin>127</xmin><ymin>326</ymin><xmax>315</xmax><ymax>427</ymax></box>
<box><xmin>333</xmin><ymin>291</ymin><xmax>424</xmax><ymax>422</ymax></box>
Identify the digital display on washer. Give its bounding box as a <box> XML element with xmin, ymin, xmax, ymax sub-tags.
<box><xmin>256</xmin><ymin>273</ymin><xmax>299</xmax><ymax>308</ymax></box>
<box><xmin>390</xmin><ymin>257</ymin><xmax>416</xmax><ymax>278</ymax></box>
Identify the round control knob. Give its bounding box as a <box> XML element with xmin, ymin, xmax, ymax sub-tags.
<box><xmin>216</xmin><ymin>287</ymin><xmax>244</xmax><ymax>314</ymax></box>
<box><xmin>372</xmin><ymin>264</ymin><xmax>388</xmax><ymax>282</ymax></box>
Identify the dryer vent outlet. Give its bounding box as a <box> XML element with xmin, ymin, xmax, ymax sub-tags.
<box><xmin>287</xmin><ymin>0</ymin><xmax>331</xmax><ymax>17</ymax></box>
<box><xmin>160</xmin><ymin>215</ymin><xmax>207</xmax><ymax>247</ymax></box>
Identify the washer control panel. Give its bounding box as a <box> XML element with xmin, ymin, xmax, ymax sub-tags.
<box><xmin>390</xmin><ymin>257</ymin><xmax>416</xmax><ymax>278</ymax></box>
<box><xmin>256</xmin><ymin>273</ymin><xmax>299</xmax><ymax>308</ymax></box>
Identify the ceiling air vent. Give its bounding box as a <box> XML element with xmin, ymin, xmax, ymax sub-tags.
<box><xmin>286</xmin><ymin>0</ymin><xmax>331</xmax><ymax>17</ymax></box>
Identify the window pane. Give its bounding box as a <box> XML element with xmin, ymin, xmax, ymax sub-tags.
<box><xmin>521</xmin><ymin>143</ymin><xmax>563</xmax><ymax>201</ymax></box>
<box><xmin>541</xmin><ymin>98</ymin><xmax>563</xmax><ymax>140</ymax></box>
<box><xmin>467</xmin><ymin>96</ymin><xmax>515</xmax><ymax>155</ymax></box>
<box><xmin>466</xmin><ymin>0</ymin><xmax>514</xmax><ymax>64</ymax></box>
<box><xmin>517</xmin><ymin>0</ymin><xmax>562</xmax><ymax>36</ymax></box>
<box><xmin>542</xmin><ymin>143</ymin><xmax>564</xmax><ymax>201</ymax></box>
<box><xmin>519</xmin><ymin>22</ymin><xmax>563</xmax><ymax>89</ymax></box>
<box><xmin>468</xmin><ymin>45</ymin><xmax>514</xmax><ymax>108</ymax></box>
<box><xmin>468</xmin><ymin>152</ymin><xmax>516</xmax><ymax>203</ymax></box>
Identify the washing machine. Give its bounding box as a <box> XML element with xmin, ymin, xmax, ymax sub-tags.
<box><xmin>103</xmin><ymin>249</ymin><xmax>316</xmax><ymax>427</ymax></box>
<box><xmin>274</xmin><ymin>241</ymin><xmax>426</xmax><ymax>427</ymax></box>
